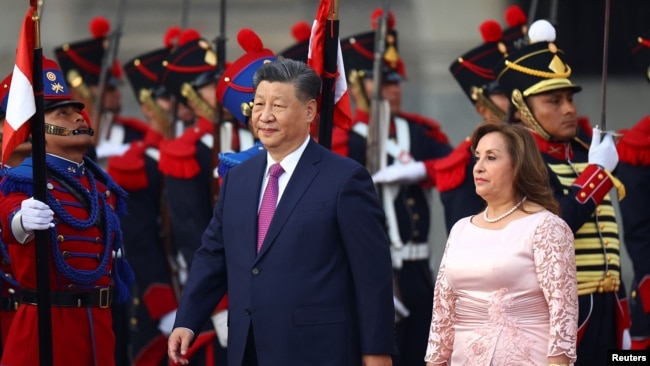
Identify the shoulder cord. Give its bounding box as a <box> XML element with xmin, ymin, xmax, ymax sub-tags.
<box><xmin>46</xmin><ymin>164</ymin><xmax>112</xmax><ymax>285</ymax></box>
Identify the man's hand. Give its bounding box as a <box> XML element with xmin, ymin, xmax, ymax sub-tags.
<box><xmin>371</xmin><ymin>161</ymin><xmax>426</xmax><ymax>184</ymax></box>
<box><xmin>167</xmin><ymin>327</ymin><xmax>194</xmax><ymax>365</ymax></box>
<box><xmin>362</xmin><ymin>354</ymin><xmax>392</xmax><ymax>366</ymax></box>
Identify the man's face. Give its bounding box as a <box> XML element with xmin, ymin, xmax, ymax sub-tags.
<box><xmin>362</xmin><ymin>78</ymin><xmax>402</xmax><ymax>115</ymax></box>
<box><xmin>176</xmin><ymin>102</ymin><xmax>196</xmax><ymax>125</ymax></box>
<box><xmin>100</xmin><ymin>85</ymin><xmax>122</xmax><ymax>114</ymax></box>
<box><xmin>44</xmin><ymin>105</ymin><xmax>93</xmax><ymax>152</ymax></box>
<box><xmin>251</xmin><ymin>81</ymin><xmax>315</xmax><ymax>161</ymax></box>
<box><xmin>476</xmin><ymin>92</ymin><xmax>510</xmax><ymax>123</ymax></box>
<box><xmin>197</xmin><ymin>82</ymin><xmax>217</xmax><ymax>109</ymax></box>
<box><xmin>526</xmin><ymin>89</ymin><xmax>578</xmax><ymax>142</ymax></box>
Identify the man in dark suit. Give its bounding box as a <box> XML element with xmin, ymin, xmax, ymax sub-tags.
<box><xmin>167</xmin><ymin>59</ymin><xmax>396</xmax><ymax>366</ymax></box>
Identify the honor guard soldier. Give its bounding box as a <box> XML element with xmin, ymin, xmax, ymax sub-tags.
<box><xmin>617</xmin><ymin>31</ymin><xmax>650</xmax><ymax>350</ymax></box>
<box><xmin>54</xmin><ymin>16</ymin><xmax>151</xmax><ymax>163</ymax></box>
<box><xmin>341</xmin><ymin>8</ymin><xmax>452</xmax><ymax>366</ymax></box>
<box><xmin>54</xmin><ymin>16</ymin><xmax>164</xmax><ymax>364</ymax></box>
<box><xmin>495</xmin><ymin>20</ymin><xmax>630</xmax><ymax>365</ymax></box>
<box><xmin>107</xmin><ymin>27</ymin><xmax>182</xmax><ymax>365</ymax></box>
<box><xmin>0</xmin><ymin>72</ymin><xmax>29</xmax><ymax>356</ymax></box>
<box><xmin>432</xmin><ymin>18</ymin><xmax>512</xmax><ymax>233</ymax></box>
<box><xmin>158</xmin><ymin>28</ymin><xmax>240</xmax><ymax>366</ymax></box>
<box><xmin>0</xmin><ymin>56</ymin><xmax>134</xmax><ymax>366</ymax></box>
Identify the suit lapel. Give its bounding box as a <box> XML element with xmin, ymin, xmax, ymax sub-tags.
<box><xmin>255</xmin><ymin>140</ymin><xmax>322</xmax><ymax>261</ymax></box>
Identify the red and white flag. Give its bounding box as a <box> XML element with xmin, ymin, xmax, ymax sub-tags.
<box><xmin>307</xmin><ymin>0</ymin><xmax>352</xmax><ymax>132</ymax></box>
<box><xmin>2</xmin><ymin>6</ymin><xmax>36</xmax><ymax>166</ymax></box>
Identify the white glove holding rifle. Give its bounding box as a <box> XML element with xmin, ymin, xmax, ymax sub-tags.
<box><xmin>372</xmin><ymin>161</ymin><xmax>427</xmax><ymax>185</ymax></box>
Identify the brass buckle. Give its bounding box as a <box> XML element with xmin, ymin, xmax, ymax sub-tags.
<box><xmin>99</xmin><ymin>288</ymin><xmax>111</xmax><ymax>309</ymax></box>
<box><xmin>598</xmin><ymin>277</ymin><xmax>619</xmax><ymax>293</ymax></box>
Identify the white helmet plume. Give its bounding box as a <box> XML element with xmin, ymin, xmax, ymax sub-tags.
<box><xmin>528</xmin><ymin>19</ymin><xmax>556</xmax><ymax>43</ymax></box>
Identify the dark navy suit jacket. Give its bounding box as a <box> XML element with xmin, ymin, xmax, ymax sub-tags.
<box><xmin>174</xmin><ymin>138</ymin><xmax>396</xmax><ymax>365</ymax></box>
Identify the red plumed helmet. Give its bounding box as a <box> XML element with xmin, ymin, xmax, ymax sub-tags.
<box><xmin>89</xmin><ymin>16</ymin><xmax>111</xmax><ymax>38</ymax></box>
<box><xmin>291</xmin><ymin>21</ymin><xmax>311</xmax><ymax>42</ymax></box>
<box><xmin>237</xmin><ymin>28</ymin><xmax>264</xmax><ymax>53</ymax></box>
<box><xmin>371</xmin><ymin>8</ymin><xmax>396</xmax><ymax>30</ymax></box>
<box><xmin>505</xmin><ymin>5</ymin><xmax>527</xmax><ymax>27</ymax></box>
<box><xmin>479</xmin><ymin>20</ymin><xmax>503</xmax><ymax>43</ymax></box>
<box><xmin>178</xmin><ymin>28</ymin><xmax>202</xmax><ymax>46</ymax></box>
<box><xmin>164</xmin><ymin>26</ymin><xmax>182</xmax><ymax>48</ymax></box>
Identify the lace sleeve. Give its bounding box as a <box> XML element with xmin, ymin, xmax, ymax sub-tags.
<box><xmin>424</xmin><ymin>227</ymin><xmax>457</xmax><ymax>364</ymax></box>
<box><xmin>533</xmin><ymin>213</ymin><xmax>578</xmax><ymax>364</ymax></box>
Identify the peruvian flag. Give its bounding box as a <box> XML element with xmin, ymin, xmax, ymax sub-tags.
<box><xmin>307</xmin><ymin>0</ymin><xmax>352</xmax><ymax>132</ymax></box>
<box><xmin>2</xmin><ymin>5</ymin><xmax>36</xmax><ymax>166</ymax></box>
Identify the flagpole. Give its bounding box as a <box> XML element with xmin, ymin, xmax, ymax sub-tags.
<box><xmin>317</xmin><ymin>0</ymin><xmax>339</xmax><ymax>149</ymax></box>
<box><xmin>30</xmin><ymin>1</ymin><xmax>54</xmax><ymax>364</ymax></box>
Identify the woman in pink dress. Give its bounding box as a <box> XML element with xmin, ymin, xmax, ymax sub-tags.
<box><xmin>425</xmin><ymin>123</ymin><xmax>578</xmax><ymax>365</ymax></box>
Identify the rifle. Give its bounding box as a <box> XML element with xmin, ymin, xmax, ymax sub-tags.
<box><xmin>92</xmin><ymin>0</ymin><xmax>127</xmax><ymax>146</ymax></box>
<box><xmin>160</xmin><ymin>185</ymin><xmax>184</xmax><ymax>301</ymax></box>
<box><xmin>210</xmin><ymin>0</ymin><xmax>227</xmax><ymax>205</ymax></box>
<box><xmin>157</xmin><ymin>0</ymin><xmax>196</xmax><ymax>303</ymax></box>
<box><xmin>363</xmin><ymin>0</ymin><xmax>408</xmax><ymax>321</ymax></box>
<box><xmin>366</xmin><ymin>0</ymin><xmax>390</xmax><ymax>177</ymax></box>
<box><xmin>181</xmin><ymin>0</ymin><xmax>190</xmax><ymax>30</ymax></box>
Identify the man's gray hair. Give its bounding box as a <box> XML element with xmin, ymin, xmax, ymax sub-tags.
<box><xmin>253</xmin><ymin>59</ymin><xmax>321</xmax><ymax>103</ymax></box>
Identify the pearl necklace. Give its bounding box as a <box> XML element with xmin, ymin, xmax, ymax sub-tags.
<box><xmin>483</xmin><ymin>196</ymin><xmax>527</xmax><ymax>223</ymax></box>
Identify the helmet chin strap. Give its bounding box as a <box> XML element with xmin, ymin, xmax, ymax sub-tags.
<box><xmin>45</xmin><ymin>123</ymin><xmax>95</xmax><ymax>137</ymax></box>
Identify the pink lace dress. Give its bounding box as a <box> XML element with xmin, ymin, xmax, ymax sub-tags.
<box><xmin>425</xmin><ymin>211</ymin><xmax>578</xmax><ymax>365</ymax></box>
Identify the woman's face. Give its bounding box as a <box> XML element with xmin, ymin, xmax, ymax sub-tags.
<box><xmin>473</xmin><ymin>131</ymin><xmax>515</xmax><ymax>203</ymax></box>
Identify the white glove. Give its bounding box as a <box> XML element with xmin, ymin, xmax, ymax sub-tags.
<box><xmin>19</xmin><ymin>197</ymin><xmax>54</xmax><ymax>231</ymax></box>
<box><xmin>12</xmin><ymin>198</ymin><xmax>54</xmax><ymax>243</ymax></box>
<box><xmin>211</xmin><ymin>310</ymin><xmax>228</xmax><ymax>348</ymax></box>
<box><xmin>371</xmin><ymin>161</ymin><xmax>426</xmax><ymax>184</ymax></box>
<box><xmin>157</xmin><ymin>309</ymin><xmax>177</xmax><ymax>336</ymax></box>
<box><xmin>588</xmin><ymin>127</ymin><xmax>618</xmax><ymax>172</ymax></box>
<box><xmin>393</xmin><ymin>295</ymin><xmax>410</xmax><ymax>323</ymax></box>
<box><xmin>622</xmin><ymin>328</ymin><xmax>631</xmax><ymax>350</ymax></box>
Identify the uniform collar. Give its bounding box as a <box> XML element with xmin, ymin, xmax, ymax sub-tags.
<box><xmin>46</xmin><ymin>153</ymin><xmax>85</xmax><ymax>177</ymax></box>
<box><xmin>530</xmin><ymin>131</ymin><xmax>573</xmax><ymax>160</ymax></box>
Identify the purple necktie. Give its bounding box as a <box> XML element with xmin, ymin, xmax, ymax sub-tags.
<box><xmin>257</xmin><ymin>163</ymin><xmax>284</xmax><ymax>253</ymax></box>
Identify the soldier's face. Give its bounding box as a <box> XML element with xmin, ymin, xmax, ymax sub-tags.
<box><xmin>44</xmin><ymin>105</ymin><xmax>93</xmax><ymax>152</ymax></box>
<box><xmin>526</xmin><ymin>89</ymin><xmax>578</xmax><ymax>142</ymax></box>
<box><xmin>362</xmin><ymin>79</ymin><xmax>402</xmax><ymax>115</ymax></box>
<box><xmin>197</xmin><ymin>83</ymin><xmax>217</xmax><ymax>108</ymax></box>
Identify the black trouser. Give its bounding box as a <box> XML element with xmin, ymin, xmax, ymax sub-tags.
<box><xmin>576</xmin><ymin>292</ymin><xmax>618</xmax><ymax>366</ymax></box>
<box><xmin>394</xmin><ymin>259</ymin><xmax>434</xmax><ymax>366</ymax></box>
